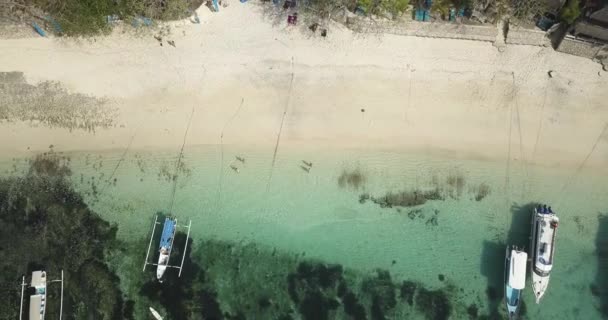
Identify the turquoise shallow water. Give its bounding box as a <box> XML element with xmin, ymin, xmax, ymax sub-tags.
<box><xmin>2</xmin><ymin>145</ymin><xmax>606</xmax><ymax>319</ymax></box>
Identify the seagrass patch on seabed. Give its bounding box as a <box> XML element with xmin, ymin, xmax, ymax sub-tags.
<box><xmin>0</xmin><ymin>72</ymin><xmax>118</xmax><ymax>132</ymax></box>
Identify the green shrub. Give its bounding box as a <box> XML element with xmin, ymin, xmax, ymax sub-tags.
<box><xmin>560</xmin><ymin>0</ymin><xmax>581</xmax><ymax>24</ymax></box>
<box><xmin>382</xmin><ymin>0</ymin><xmax>409</xmax><ymax>17</ymax></box>
<box><xmin>22</xmin><ymin>0</ymin><xmax>193</xmax><ymax>36</ymax></box>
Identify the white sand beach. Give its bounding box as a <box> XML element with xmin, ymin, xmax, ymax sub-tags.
<box><xmin>1</xmin><ymin>4</ymin><xmax>607</xmax><ymax>171</ymax></box>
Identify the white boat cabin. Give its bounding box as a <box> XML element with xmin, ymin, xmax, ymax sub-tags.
<box><xmin>533</xmin><ymin>213</ymin><xmax>559</xmax><ymax>276</ymax></box>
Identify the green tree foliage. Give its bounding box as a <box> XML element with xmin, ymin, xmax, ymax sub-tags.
<box><xmin>358</xmin><ymin>0</ymin><xmax>409</xmax><ymax>18</ymax></box>
<box><xmin>0</xmin><ymin>152</ymin><xmax>126</xmax><ymax>319</ymax></box>
<box><xmin>17</xmin><ymin>0</ymin><xmax>194</xmax><ymax>36</ymax></box>
<box><xmin>509</xmin><ymin>0</ymin><xmax>548</xmax><ymax>20</ymax></box>
<box><xmin>560</xmin><ymin>0</ymin><xmax>581</xmax><ymax>24</ymax></box>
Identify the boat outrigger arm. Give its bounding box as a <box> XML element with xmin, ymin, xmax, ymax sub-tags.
<box><xmin>142</xmin><ymin>215</ymin><xmax>192</xmax><ymax>279</ymax></box>
<box><xmin>19</xmin><ymin>270</ymin><xmax>64</xmax><ymax>320</ymax></box>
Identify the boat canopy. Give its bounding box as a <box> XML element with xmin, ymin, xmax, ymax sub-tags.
<box><xmin>509</xmin><ymin>250</ymin><xmax>527</xmax><ymax>289</ymax></box>
<box><xmin>534</xmin><ymin>215</ymin><xmax>558</xmax><ymax>273</ymax></box>
<box><xmin>29</xmin><ymin>295</ymin><xmax>44</xmax><ymax>320</ymax></box>
<box><xmin>159</xmin><ymin>218</ymin><xmax>176</xmax><ymax>249</ymax></box>
<box><xmin>30</xmin><ymin>271</ymin><xmax>46</xmax><ymax>288</ymax></box>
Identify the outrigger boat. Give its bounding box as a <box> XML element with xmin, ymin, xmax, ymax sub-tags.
<box><xmin>505</xmin><ymin>246</ymin><xmax>527</xmax><ymax>319</ymax></box>
<box><xmin>28</xmin><ymin>271</ymin><xmax>47</xmax><ymax>320</ymax></box>
<box><xmin>530</xmin><ymin>204</ymin><xmax>559</xmax><ymax>303</ymax></box>
<box><xmin>157</xmin><ymin>217</ymin><xmax>176</xmax><ymax>280</ymax></box>
<box><xmin>19</xmin><ymin>270</ymin><xmax>64</xmax><ymax>320</ymax></box>
<box><xmin>143</xmin><ymin>215</ymin><xmax>192</xmax><ymax>282</ymax></box>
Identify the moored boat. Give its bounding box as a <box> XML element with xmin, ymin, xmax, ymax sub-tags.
<box><xmin>530</xmin><ymin>204</ymin><xmax>559</xmax><ymax>303</ymax></box>
<box><xmin>157</xmin><ymin>217</ymin><xmax>177</xmax><ymax>281</ymax></box>
<box><xmin>149</xmin><ymin>307</ymin><xmax>163</xmax><ymax>320</ymax></box>
<box><xmin>505</xmin><ymin>246</ymin><xmax>527</xmax><ymax>319</ymax></box>
<box><xmin>28</xmin><ymin>271</ymin><xmax>47</xmax><ymax>320</ymax></box>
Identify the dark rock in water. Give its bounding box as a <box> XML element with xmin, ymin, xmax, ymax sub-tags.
<box><xmin>258</xmin><ymin>296</ymin><xmax>272</xmax><ymax>309</ymax></box>
<box><xmin>371</xmin><ymin>296</ymin><xmax>387</xmax><ymax>320</ymax></box>
<box><xmin>199</xmin><ymin>289</ymin><xmax>224</xmax><ymax>320</ymax></box>
<box><xmin>294</xmin><ymin>261</ymin><xmax>343</xmax><ymax>289</ymax></box>
<box><xmin>226</xmin><ymin>311</ymin><xmax>246</xmax><ymax>320</ymax></box>
<box><xmin>337</xmin><ymin>280</ymin><xmax>348</xmax><ymax>297</ymax></box>
<box><xmin>438</xmin><ymin>274</ymin><xmax>445</xmax><ymax>282</ymax></box>
<box><xmin>343</xmin><ymin>291</ymin><xmax>367</xmax><ymax>320</ymax></box>
<box><xmin>415</xmin><ymin>288</ymin><xmax>452</xmax><ymax>320</ymax></box>
<box><xmin>328</xmin><ymin>297</ymin><xmax>341</xmax><ymax>310</ymax></box>
<box><xmin>467</xmin><ymin>304</ymin><xmax>478</xmax><ymax>319</ymax></box>
<box><xmin>287</xmin><ymin>273</ymin><xmax>299</xmax><ymax>303</ymax></box>
<box><xmin>123</xmin><ymin>300</ymin><xmax>135</xmax><ymax>319</ymax></box>
<box><xmin>400</xmin><ymin>281</ymin><xmax>417</xmax><ymax>306</ymax></box>
<box><xmin>362</xmin><ymin>269</ymin><xmax>397</xmax><ymax>317</ymax></box>
<box><xmin>319</xmin><ymin>264</ymin><xmax>343</xmax><ymax>288</ymax></box>
<box><xmin>407</xmin><ymin>209</ymin><xmax>422</xmax><ymax>220</ymax></box>
<box><xmin>486</xmin><ymin>286</ymin><xmax>499</xmax><ymax>301</ymax></box>
<box><xmin>392</xmin><ymin>260</ymin><xmax>397</xmax><ymax>265</ymax></box>
<box><xmin>299</xmin><ymin>290</ymin><xmax>330</xmax><ymax>320</ymax></box>
<box><xmin>359</xmin><ymin>193</ymin><xmax>370</xmax><ymax>204</ymax></box>
<box><xmin>289</xmin><ymin>261</ymin><xmax>346</xmax><ymax>319</ymax></box>
<box><xmin>426</xmin><ymin>215</ymin><xmax>438</xmax><ymax>226</ymax></box>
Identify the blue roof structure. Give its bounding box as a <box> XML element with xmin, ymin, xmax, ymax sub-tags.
<box><xmin>159</xmin><ymin>218</ymin><xmax>176</xmax><ymax>249</ymax></box>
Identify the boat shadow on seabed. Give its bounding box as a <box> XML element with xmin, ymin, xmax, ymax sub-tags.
<box><xmin>593</xmin><ymin>213</ymin><xmax>608</xmax><ymax>318</ymax></box>
<box><xmin>479</xmin><ymin>203</ymin><xmax>535</xmax><ymax>319</ymax></box>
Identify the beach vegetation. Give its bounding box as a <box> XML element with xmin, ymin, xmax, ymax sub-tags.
<box><xmin>356</xmin><ymin>0</ymin><xmax>410</xmax><ymax>18</ymax></box>
<box><xmin>559</xmin><ymin>0</ymin><xmax>581</xmax><ymax>24</ymax></box>
<box><xmin>4</xmin><ymin>0</ymin><xmax>199</xmax><ymax>36</ymax></box>
<box><xmin>508</xmin><ymin>0</ymin><xmax>548</xmax><ymax>21</ymax></box>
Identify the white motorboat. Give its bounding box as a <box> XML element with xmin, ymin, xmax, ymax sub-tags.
<box><xmin>530</xmin><ymin>204</ymin><xmax>559</xmax><ymax>303</ymax></box>
<box><xmin>28</xmin><ymin>271</ymin><xmax>47</xmax><ymax>320</ymax></box>
<box><xmin>149</xmin><ymin>307</ymin><xmax>163</xmax><ymax>320</ymax></box>
<box><xmin>505</xmin><ymin>246</ymin><xmax>527</xmax><ymax>319</ymax></box>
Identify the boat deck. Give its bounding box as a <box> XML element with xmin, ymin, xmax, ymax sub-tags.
<box><xmin>535</xmin><ymin>214</ymin><xmax>557</xmax><ymax>269</ymax></box>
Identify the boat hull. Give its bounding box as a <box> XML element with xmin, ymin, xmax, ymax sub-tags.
<box><xmin>531</xmin><ymin>271</ymin><xmax>550</xmax><ymax>303</ymax></box>
<box><xmin>504</xmin><ymin>247</ymin><xmax>526</xmax><ymax>319</ymax></box>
